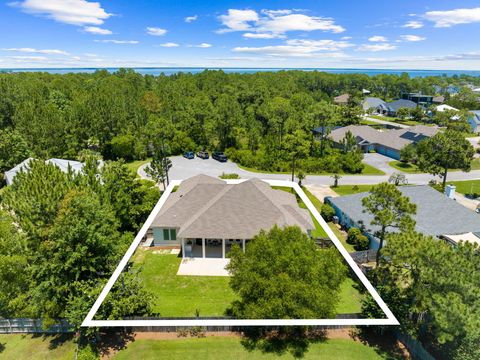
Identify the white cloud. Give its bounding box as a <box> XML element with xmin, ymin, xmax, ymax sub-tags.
<box><xmin>159</xmin><ymin>42</ymin><xmax>179</xmax><ymax>47</ymax></box>
<box><xmin>341</xmin><ymin>36</ymin><xmax>352</xmax><ymax>40</ymax></box>
<box><xmin>398</xmin><ymin>35</ymin><xmax>426</xmax><ymax>42</ymax></box>
<box><xmin>194</xmin><ymin>43</ymin><xmax>212</xmax><ymax>48</ymax></box>
<box><xmin>402</xmin><ymin>20</ymin><xmax>423</xmax><ymax>29</ymax></box>
<box><xmin>243</xmin><ymin>32</ymin><xmax>286</xmax><ymax>39</ymax></box>
<box><xmin>218</xmin><ymin>9</ymin><xmax>259</xmax><ymax>33</ymax></box>
<box><xmin>2</xmin><ymin>47</ymin><xmax>69</xmax><ymax>55</ymax></box>
<box><xmin>368</xmin><ymin>36</ymin><xmax>387</xmax><ymax>42</ymax></box>
<box><xmin>12</xmin><ymin>0</ymin><xmax>111</xmax><ymax>26</ymax></box>
<box><xmin>94</xmin><ymin>39</ymin><xmax>138</xmax><ymax>44</ymax></box>
<box><xmin>185</xmin><ymin>15</ymin><xmax>198</xmax><ymax>23</ymax></box>
<box><xmin>146</xmin><ymin>27</ymin><xmax>167</xmax><ymax>36</ymax></box>
<box><xmin>7</xmin><ymin>55</ymin><xmax>48</xmax><ymax>61</ymax></box>
<box><xmin>83</xmin><ymin>26</ymin><xmax>112</xmax><ymax>35</ymax></box>
<box><xmin>233</xmin><ymin>39</ymin><xmax>352</xmax><ymax>57</ymax></box>
<box><xmin>357</xmin><ymin>43</ymin><xmax>396</xmax><ymax>52</ymax></box>
<box><xmin>218</xmin><ymin>8</ymin><xmax>345</xmax><ymax>35</ymax></box>
<box><xmin>424</xmin><ymin>7</ymin><xmax>480</xmax><ymax>27</ymax></box>
<box><xmin>256</xmin><ymin>13</ymin><xmax>345</xmax><ymax>34</ymax></box>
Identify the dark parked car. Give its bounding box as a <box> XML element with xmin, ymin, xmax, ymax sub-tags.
<box><xmin>212</xmin><ymin>151</ymin><xmax>228</xmax><ymax>162</ymax></box>
<box><xmin>183</xmin><ymin>151</ymin><xmax>195</xmax><ymax>159</ymax></box>
<box><xmin>197</xmin><ymin>150</ymin><xmax>209</xmax><ymax>159</ymax></box>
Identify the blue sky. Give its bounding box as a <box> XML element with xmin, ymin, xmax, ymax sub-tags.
<box><xmin>1</xmin><ymin>0</ymin><xmax>480</xmax><ymax>69</ymax></box>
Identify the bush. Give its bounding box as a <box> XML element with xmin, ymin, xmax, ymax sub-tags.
<box><xmin>320</xmin><ymin>203</ymin><xmax>335</xmax><ymax>222</ymax></box>
<box><xmin>347</xmin><ymin>228</ymin><xmax>361</xmax><ymax>245</ymax></box>
<box><xmin>219</xmin><ymin>172</ymin><xmax>240</xmax><ymax>179</ymax></box>
<box><xmin>354</xmin><ymin>234</ymin><xmax>369</xmax><ymax>251</ymax></box>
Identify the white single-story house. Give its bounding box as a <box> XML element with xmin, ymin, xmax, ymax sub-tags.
<box><xmin>4</xmin><ymin>158</ymin><xmax>85</xmax><ymax>185</ymax></box>
<box><xmin>326</xmin><ymin>185</ymin><xmax>480</xmax><ymax>249</ymax></box>
<box><xmin>144</xmin><ymin>174</ymin><xmax>315</xmax><ymax>259</ymax></box>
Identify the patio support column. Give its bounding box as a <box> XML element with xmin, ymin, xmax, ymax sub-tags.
<box><xmin>202</xmin><ymin>238</ymin><xmax>206</xmax><ymax>258</ymax></box>
<box><xmin>182</xmin><ymin>238</ymin><xmax>185</xmax><ymax>258</ymax></box>
<box><xmin>242</xmin><ymin>239</ymin><xmax>246</xmax><ymax>252</ymax></box>
<box><xmin>222</xmin><ymin>239</ymin><xmax>225</xmax><ymax>259</ymax></box>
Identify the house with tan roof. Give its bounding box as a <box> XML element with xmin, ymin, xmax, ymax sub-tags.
<box><xmin>145</xmin><ymin>175</ymin><xmax>315</xmax><ymax>259</ymax></box>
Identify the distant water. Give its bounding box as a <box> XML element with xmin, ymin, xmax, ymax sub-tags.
<box><xmin>1</xmin><ymin>67</ymin><xmax>480</xmax><ymax>78</ymax></box>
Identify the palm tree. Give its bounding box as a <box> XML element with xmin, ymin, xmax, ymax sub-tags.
<box><xmin>297</xmin><ymin>171</ymin><xmax>306</xmax><ymax>187</ymax></box>
<box><xmin>331</xmin><ymin>173</ymin><xmax>342</xmax><ymax>187</ymax></box>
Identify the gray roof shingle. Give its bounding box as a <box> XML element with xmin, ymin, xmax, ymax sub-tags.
<box><xmin>152</xmin><ymin>175</ymin><xmax>315</xmax><ymax>239</ymax></box>
<box><xmin>329</xmin><ymin>185</ymin><xmax>480</xmax><ymax>237</ymax></box>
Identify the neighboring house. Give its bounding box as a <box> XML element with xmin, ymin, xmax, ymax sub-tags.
<box><xmin>435</xmin><ymin>104</ymin><xmax>458</xmax><ymax>112</ymax></box>
<box><xmin>467</xmin><ymin>111</ymin><xmax>480</xmax><ymax>133</ymax></box>
<box><xmin>334</xmin><ymin>93</ymin><xmax>350</xmax><ymax>105</ymax></box>
<box><xmin>145</xmin><ymin>175</ymin><xmax>314</xmax><ymax>258</ymax></box>
<box><xmin>432</xmin><ymin>95</ymin><xmax>445</xmax><ymax>104</ymax></box>
<box><xmin>361</xmin><ymin>97</ymin><xmax>386</xmax><ymax>113</ymax></box>
<box><xmin>401</xmin><ymin>92</ymin><xmax>434</xmax><ymax>107</ymax></box>
<box><xmin>326</xmin><ymin>185</ymin><xmax>480</xmax><ymax>249</ymax></box>
<box><xmin>433</xmin><ymin>85</ymin><xmax>460</xmax><ymax>95</ymax></box>
<box><xmin>4</xmin><ymin>158</ymin><xmax>85</xmax><ymax>185</ymax></box>
<box><xmin>384</xmin><ymin>99</ymin><xmax>418</xmax><ymax>116</ymax></box>
<box><xmin>329</xmin><ymin>125</ymin><xmax>440</xmax><ymax>160</ymax></box>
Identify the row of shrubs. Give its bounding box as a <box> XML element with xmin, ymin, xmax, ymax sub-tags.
<box><xmin>225</xmin><ymin>148</ymin><xmax>365</xmax><ymax>174</ymax></box>
<box><xmin>320</xmin><ymin>203</ymin><xmax>370</xmax><ymax>251</ymax></box>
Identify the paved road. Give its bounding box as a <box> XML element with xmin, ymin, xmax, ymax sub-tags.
<box><xmin>138</xmin><ymin>155</ymin><xmax>480</xmax><ymax>186</ymax></box>
<box><xmin>363</xmin><ymin>115</ymin><xmax>409</xmax><ymax>129</ymax></box>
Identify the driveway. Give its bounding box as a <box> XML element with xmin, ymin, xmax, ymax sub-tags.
<box><xmin>363</xmin><ymin>115</ymin><xmax>409</xmax><ymax>129</ymax></box>
<box><xmin>139</xmin><ymin>156</ymin><xmax>480</xmax><ymax>186</ymax></box>
<box><xmin>363</xmin><ymin>153</ymin><xmax>396</xmax><ymax>175</ymax></box>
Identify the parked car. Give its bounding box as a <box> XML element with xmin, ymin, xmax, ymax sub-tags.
<box><xmin>197</xmin><ymin>150</ymin><xmax>209</xmax><ymax>159</ymax></box>
<box><xmin>183</xmin><ymin>151</ymin><xmax>195</xmax><ymax>159</ymax></box>
<box><xmin>212</xmin><ymin>151</ymin><xmax>228</xmax><ymax>162</ymax></box>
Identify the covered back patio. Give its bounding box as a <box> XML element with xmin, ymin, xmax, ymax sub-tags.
<box><xmin>182</xmin><ymin>238</ymin><xmax>247</xmax><ymax>259</ymax></box>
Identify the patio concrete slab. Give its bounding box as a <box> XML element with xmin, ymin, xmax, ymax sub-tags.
<box><xmin>177</xmin><ymin>257</ymin><xmax>230</xmax><ymax>276</ymax></box>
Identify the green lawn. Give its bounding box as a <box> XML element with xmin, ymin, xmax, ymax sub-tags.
<box><xmin>390</xmin><ymin>158</ymin><xmax>480</xmax><ymax>173</ymax></box>
<box><xmin>388</xmin><ymin>161</ymin><xmax>420</xmax><ymax>174</ymax></box>
<box><xmin>125</xmin><ymin>158</ymin><xmax>151</xmax><ymax>177</ymax></box>
<box><xmin>113</xmin><ymin>337</ymin><xmax>390</xmax><ymax>360</ymax></box>
<box><xmin>133</xmin><ymin>252</ymin><xmax>237</xmax><ymax>317</ymax></box>
<box><xmin>443</xmin><ymin>180</ymin><xmax>480</xmax><ymax>197</ymax></box>
<box><xmin>330</xmin><ymin>185</ymin><xmax>373</xmax><ymax>196</ymax></box>
<box><xmin>337</xmin><ymin>277</ymin><xmax>363</xmax><ymax>313</ymax></box>
<box><xmin>0</xmin><ymin>334</ymin><xmax>75</xmax><ymax>360</ymax></box>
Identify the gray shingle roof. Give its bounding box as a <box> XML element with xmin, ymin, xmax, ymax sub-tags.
<box><xmin>329</xmin><ymin>125</ymin><xmax>440</xmax><ymax>151</ymax></box>
<box><xmin>386</xmin><ymin>99</ymin><xmax>418</xmax><ymax>112</ymax></box>
<box><xmin>362</xmin><ymin>97</ymin><xmax>386</xmax><ymax>110</ymax></box>
<box><xmin>329</xmin><ymin>185</ymin><xmax>480</xmax><ymax>237</ymax></box>
<box><xmin>152</xmin><ymin>175</ymin><xmax>315</xmax><ymax>239</ymax></box>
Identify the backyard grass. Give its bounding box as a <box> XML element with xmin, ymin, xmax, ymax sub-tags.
<box><xmin>125</xmin><ymin>158</ymin><xmax>151</xmax><ymax>177</ymax></box>
<box><xmin>0</xmin><ymin>334</ymin><xmax>76</xmax><ymax>360</ymax></box>
<box><xmin>113</xmin><ymin>337</ymin><xmax>391</xmax><ymax>360</ymax></box>
<box><xmin>443</xmin><ymin>180</ymin><xmax>480</xmax><ymax>197</ymax></box>
<box><xmin>330</xmin><ymin>185</ymin><xmax>373</xmax><ymax>196</ymax></box>
<box><xmin>133</xmin><ymin>252</ymin><xmax>237</xmax><ymax>317</ymax></box>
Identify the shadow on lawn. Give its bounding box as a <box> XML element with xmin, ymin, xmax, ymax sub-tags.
<box><xmin>241</xmin><ymin>326</ymin><xmax>327</xmax><ymax>358</ymax></box>
<box><xmin>0</xmin><ymin>341</ymin><xmax>5</xmax><ymax>353</ymax></box>
<box><xmin>27</xmin><ymin>333</ymin><xmax>74</xmax><ymax>350</ymax></box>
<box><xmin>96</xmin><ymin>330</ymin><xmax>135</xmax><ymax>358</ymax></box>
<box><xmin>352</xmin><ymin>328</ymin><xmax>408</xmax><ymax>360</ymax></box>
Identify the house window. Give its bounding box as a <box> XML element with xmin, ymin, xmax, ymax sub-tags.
<box><xmin>170</xmin><ymin>229</ymin><xmax>177</xmax><ymax>241</ymax></box>
<box><xmin>163</xmin><ymin>229</ymin><xmax>170</xmax><ymax>241</ymax></box>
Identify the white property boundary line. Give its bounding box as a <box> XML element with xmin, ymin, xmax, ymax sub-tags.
<box><xmin>82</xmin><ymin>179</ymin><xmax>399</xmax><ymax>327</ymax></box>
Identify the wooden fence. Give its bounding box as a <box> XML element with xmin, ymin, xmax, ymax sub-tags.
<box><xmin>395</xmin><ymin>331</ymin><xmax>435</xmax><ymax>360</ymax></box>
<box><xmin>0</xmin><ymin>318</ymin><xmax>73</xmax><ymax>334</ymax></box>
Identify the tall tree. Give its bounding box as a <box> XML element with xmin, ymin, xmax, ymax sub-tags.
<box><xmin>283</xmin><ymin>130</ymin><xmax>310</xmax><ymax>182</ymax></box>
<box><xmin>416</xmin><ymin>130</ymin><xmax>474</xmax><ymax>188</ymax></box>
<box><xmin>362</xmin><ymin>182</ymin><xmax>416</xmax><ymax>265</ymax></box>
<box><xmin>0</xmin><ymin>128</ymin><xmax>30</xmax><ymax>173</ymax></box>
<box><xmin>227</xmin><ymin>226</ymin><xmax>346</xmax><ymax>319</ymax></box>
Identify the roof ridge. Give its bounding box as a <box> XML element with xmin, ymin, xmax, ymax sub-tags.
<box><xmin>178</xmin><ymin>184</ymin><xmax>233</xmax><ymax>235</ymax></box>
